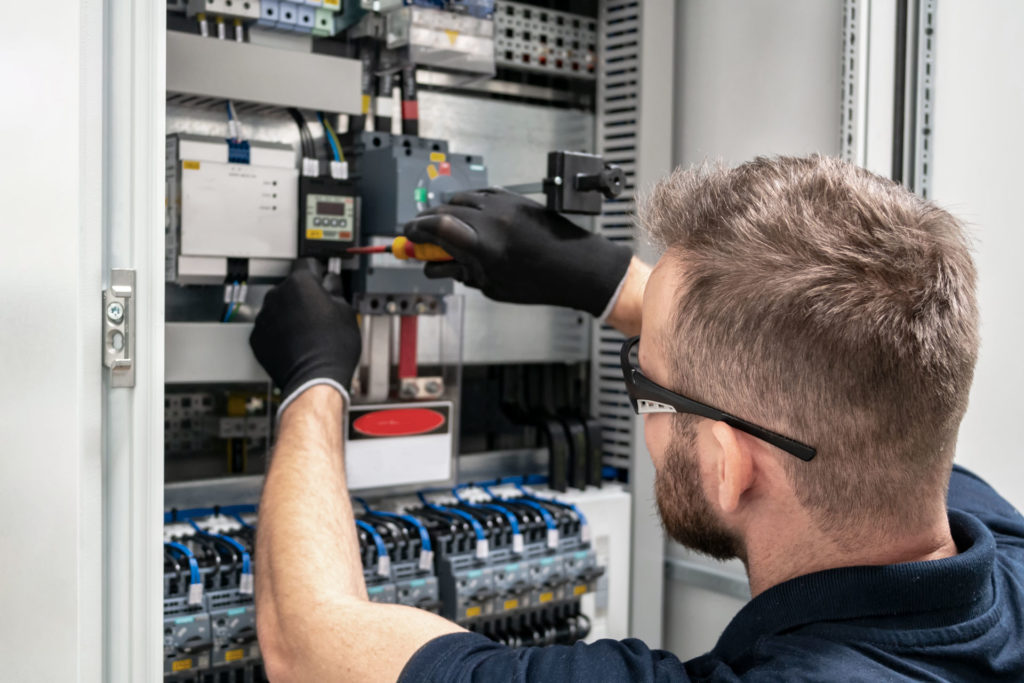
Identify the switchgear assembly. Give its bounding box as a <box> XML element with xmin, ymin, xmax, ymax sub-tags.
<box><xmin>163</xmin><ymin>0</ymin><xmax>626</xmax><ymax>676</ymax></box>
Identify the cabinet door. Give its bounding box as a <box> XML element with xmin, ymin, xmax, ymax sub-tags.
<box><xmin>0</xmin><ymin>1</ymin><xmax>166</xmax><ymax>681</ymax></box>
<box><xmin>0</xmin><ymin>0</ymin><xmax>105</xmax><ymax>680</ymax></box>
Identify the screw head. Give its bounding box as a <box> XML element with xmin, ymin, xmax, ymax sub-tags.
<box><xmin>425</xmin><ymin>380</ymin><xmax>442</xmax><ymax>395</ymax></box>
<box><xmin>106</xmin><ymin>301</ymin><xmax>125</xmax><ymax>324</ymax></box>
<box><xmin>385</xmin><ymin>300</ymin><xmax>399</xmax><ymax>314</ymax></box>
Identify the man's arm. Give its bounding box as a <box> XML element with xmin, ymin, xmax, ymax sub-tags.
<box><xmin>256</xmin><ymin>386</ymin><xmax>463</xmax><ymax>683</ymax></box>
<box><xmin>248</xmin><ymin>264</ymin><xmax>463</xmax><ymax>683</ymax></box>
<box><xmin>604</xmin><ymin>256</ymin><xmax>651</xmax><ymax>337</ymax></box>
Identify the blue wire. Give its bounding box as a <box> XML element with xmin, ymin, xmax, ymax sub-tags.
<box><xmin>355</xmin><ymin>498</ymin><xmax>432</xmax><ymax>553</ymax></box>
<box><xmin>453</xmin><ymin>485</ymin><xmax>521</xmax><ymax>537</ymax></box>
<box><xmin>189</xmin><ymin>519</ymin><xmax>252</xmax><ymax>577</ymax></box>
<box><xmin>481</xmin><ymin>484</ymin><xmax>557</xmax><ymax>531</ymax></box>
<box><xmin>513</xmin><ymin>482</ymin><xmax>589</xmax><ymax>527</ymax></box>
<box><xmin>355</xmin><ymin>519</ymin><xmax>390</xmax><ymax>567</ymax></box>
<box><xmin>226</xmin><ymin>100</ymin><xmax>233</xmax><ymax>120</ymax></box>
<box><xmin>417</xmin><ymin>491</ymin><xmax>487</xmax><ymax>541</ymax></box>
<box><xmin>165</xmin><ymin>541</ymin><xmax>201</xmax><ymax>586</ymax></box>
<box><xmin>317</xmin><ymin>112</ymin><xmax>341</xmax><ymax>161</ymax></box>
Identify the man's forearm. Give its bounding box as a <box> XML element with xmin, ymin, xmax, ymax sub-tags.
<box><xmin>256</xmin><ymin>385</ymin><xmax>464</xmax><ymax>683</ymax></box>
<box><xmin>605</xmin><ymin>256</ymin><xmax>651</xmax><ymax>337</ymax></box>
<box><xmin>256</xmin><ymin>386</ymin><xmax>366</xmax><ymax>673</ymax></box>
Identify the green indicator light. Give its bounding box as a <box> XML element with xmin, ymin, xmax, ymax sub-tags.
<box><xmin>414</xmin><ymin>187</ymin><xmax>428</xmax><ymax>203</ymax></box>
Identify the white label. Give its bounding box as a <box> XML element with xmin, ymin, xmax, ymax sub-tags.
<box><xmin>547</xmin><ymin>528</ymin><xmax>560</xmax><ymax>549</ymax></box>
<box><xmin>475</xmin><ymin>538</ymin><xmax>489</xmax><ymax>560</ymax></box>
<box><xmin>302</xmin><ymin>157</ymin><xmax>320</xmax><ymax>177</ymax></box>
<box><xmin>222</xmin><ymin>284</ymin><xmax>233</xmax><ymax>303</ymax></box>
<box><xmin>418</xmin><ymin>549</ymin><xmax>434</xmax><ymax>571</ymax></box>
<box><xmin>581</xmin><ymin>523</ymin><xmax>591</xmax><ymax>543</ymax></box>
<box><xmin>512</xmin><ymin>534</ymin><xmax>524</xmax><ymax>553</ymax></box>
<box><xmin>188</xmin><ymin>582</ymin><xmax>204</xmax><ymax>606</ymax></box>
<box><xmin>330</xmin><ymin>160</ymin><xmax>349</xmax><ymax>180</ymax></box>
<box><xmin>377</xmin><ymin>554</ymin><xmax>391</xmax><ymax>577</ymax></box>
<box><xmin>237</xmin><ymin>282</ymin><xmax>248</xmax><ymax>303</ymax></box>
<box><xmin>239</xmin><ymin>573</ymin><xmax>254</xmax><ymax>595</ymax></box>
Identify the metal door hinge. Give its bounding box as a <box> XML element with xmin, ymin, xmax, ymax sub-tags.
<box><xmin>103</xmin><ymin>269</ymin><xmax>136</xmax><ymax>387</ymax></box>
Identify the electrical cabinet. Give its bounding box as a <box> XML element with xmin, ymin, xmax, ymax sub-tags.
<box><xmin>2</xmin><ymin>1</ymin><xmax>679</xmax><ymax>680</ymax></box>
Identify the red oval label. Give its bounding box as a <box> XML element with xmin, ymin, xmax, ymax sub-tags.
<box><xmin>352</xmin><ymin>408</ymin><xmax>446</xmax><ymax>437</ymax></box>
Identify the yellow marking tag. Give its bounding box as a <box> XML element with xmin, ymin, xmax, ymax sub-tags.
<box><xmin>183</xmin><ymin>160</ymin><xmax>200</xmax><ymax>170</ymax></box>
<box><xmin>323</xmin><ymin>0</ymin><xmax>340</xmax><ymax>7</ymax></box>
<box><xmin>361</xmin><ymin>94</ymin><xmax>371</xmax><ymax>115</ymax></box>
<box><xmin>465</xmin><ymin>606</ymin><xmax>482</xmax><ymax>618</ymax></box>
<box><xmin>503</xmin><ymin>599</ymin><xmax>519</xmax><ymax>611</ymax></box>
<box><xmin>429</xmin><ymin>152</ymin><xmax>447</xmax><ymax>163</ymax></box>
<box><xmin>445</xmin><ymin>29</ymin><xmax>459</xmax><ymax>45</ymax></box>
<box><xmin>306</xmin><ymin>229</ymin><xmax>324</xmax><ymax>239</ymax></box>
<box><xmin>225</xmin><ymin>648</ymin><xmax>244</xmax><ymax>663</ymax></box>
<box><xmin>426</xmin><ymin>164</ymin><xmax>439</xmax><ymax>180</ymax></box>
<box><xmin>539</xmin><ymin>592</ymin><xmax>553</xmax><ymax>604</ymax></box>
<box><xmin>573</xmin><ymin>585</ymin><xmax>587</xmax><ymax>596</ymax></box>
<box><xmin>171</xmin><ymin>659</ymin><xmax>193</xmax><ymax>672</ymax></box>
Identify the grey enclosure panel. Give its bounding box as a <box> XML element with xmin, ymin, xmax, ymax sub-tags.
<box><xmin>167</xmin><ymin>31</ymin><xmax>362</xmax><ymax>113</ymax></box>
<box><xmin>419</xmin><ymin>91</ymin><xmax>595</xmax><ymax>364</ymax></box>
<box><xmin>165</xmin><ymin>323</ymin><xmax>269</xmax><ymax>384</ymax></box>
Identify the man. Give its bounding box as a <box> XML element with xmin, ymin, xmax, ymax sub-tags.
<box><xmin>249</xmin><ymin>155</ymin><xmax>1024</xmax><ymax>681</ymax></box>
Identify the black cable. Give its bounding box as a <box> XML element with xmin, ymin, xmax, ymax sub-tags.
<box><xmin>892</xmin><ymin>0</ymin><xmax>908</xmax><ymax>184</ymax></box>
<box><xmin>287</xmin><ymin>107</ymin><xmax>314</xmax><ymax>158</ymax></box>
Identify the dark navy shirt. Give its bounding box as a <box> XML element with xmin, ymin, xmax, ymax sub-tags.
<box><xmin>399</xmin><ymin>466</ymin><xmax>1024</xmax><ymax>681</ymax></box>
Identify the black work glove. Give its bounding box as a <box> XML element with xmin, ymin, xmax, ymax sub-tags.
<box><xmin>403</xmin><ymin>188</ymin><xmax>633</xmax><ymax>317</ymax></box>
<box><xmin>250</xmin><ymin>259</ymin><xmax>362</xmax><ymax>418</ymax></box>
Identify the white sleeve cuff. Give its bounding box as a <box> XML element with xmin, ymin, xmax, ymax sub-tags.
<box><xmin>596</xmin><ymin>267</ymin><xmax>631</xmax><ymax>324</ymax></box>
<box><xmin>276</xmin><ymin>378</ymin><xmax>350</xmax><ymax>422</ymax></box>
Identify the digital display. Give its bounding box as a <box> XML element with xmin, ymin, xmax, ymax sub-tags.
<box><xmin>317</xmin><ymin>201</ymin><xmax>349</xmax><ymax>216</ymax></box>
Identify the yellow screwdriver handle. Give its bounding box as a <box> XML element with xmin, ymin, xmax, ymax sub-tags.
<box><xmin>391</xmin><ymin>236</ymin><xmax>453</xmax><ymax>261</ymax></box>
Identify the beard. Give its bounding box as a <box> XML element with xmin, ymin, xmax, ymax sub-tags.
<box><xmin>655</xmin><ymin>418</ymin><xmax>744</xmax><ymax>561</ymax></box>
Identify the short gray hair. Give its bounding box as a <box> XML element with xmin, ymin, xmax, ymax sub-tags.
<box><xmin>639</xmin><ymin>155</ymin><xmax>979</xmax><ymax>540</ymax></box>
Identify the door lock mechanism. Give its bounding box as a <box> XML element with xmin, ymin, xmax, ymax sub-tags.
<box><xmin>103</xmin><ymin>269</ymin><xmax>136</xmax><ymax>387</ymax></box>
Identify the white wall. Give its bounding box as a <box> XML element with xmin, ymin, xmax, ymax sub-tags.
<box><xmin>664</xmin><ymin>0</ymin><xmax>844</xmax><ymax>660</ymax></box>
<box><xmin>929</xmin><ymin>3</ymin><xmax>1024</xmax><ymax>511</ymax></box>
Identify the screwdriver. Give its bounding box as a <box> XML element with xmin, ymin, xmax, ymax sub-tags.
<box><xmin>345</xmin><ymin>236</ymin><xmax>453</xmax><ymax>261</ymax></box>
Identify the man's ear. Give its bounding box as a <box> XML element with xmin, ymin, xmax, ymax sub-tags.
<box><xmin>710</xmin><ymin>421</ymin><xmax>755</xmax><ymax>514</ymax></box>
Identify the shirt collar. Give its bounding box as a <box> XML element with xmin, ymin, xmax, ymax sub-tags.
<box><xmin>712</xmin><ymin>510</ymin><xmax>996</xmax><ymax>663</ymax></box>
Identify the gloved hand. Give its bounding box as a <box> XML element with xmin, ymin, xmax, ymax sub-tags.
<box><xmin>403</xmin><ymin>188</ymin><xmax>633</xmax><ymax>317</ymax></box>
<box><xmin>250</xmin><ymin>259</ymin><xmax>362</xmax><ymax>418</ymax></box>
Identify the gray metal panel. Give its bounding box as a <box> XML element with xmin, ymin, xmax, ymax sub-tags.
<box><xmin>165</xmin><ymin>323</ymin><xmax>269</xmax><ymax>384</ymax></box>
<box><xmin>167</xmin><ymin>31</ymin><xmax>362</xmax><ymax>113</ymax></box>
<box><xmin>418</xmin><ymin>90</ymin><xmax>596</xmax><ymax>364</ymax></box>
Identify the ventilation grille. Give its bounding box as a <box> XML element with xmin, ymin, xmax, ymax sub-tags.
<box><xmin>591</xmin><ymin>0</ymin><xmax>640</xmax><ymax>475</ymax></box>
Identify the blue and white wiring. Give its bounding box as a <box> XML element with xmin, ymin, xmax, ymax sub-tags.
<box><xmin>226</xmin><ymin>100</ymin><xmax>243</xmax><ymax>142</ymax></box>
<box><xmin>418</xmin><ymin>491</ymin><xmax>490</xmax><ymax>559</ymax></box>
<box><xmin>453</xmin><ymin>485</ymin><xmax>525</xmax><ymax>554</ymax></box>
<box><xmin>482</xmin><ymin>482</ymin><xmax>560</xmax><ymax>549</ymax></box>
<box><xmin>188</xmin><ymin>519</ymin><xmax>254</xmax><ymax>595</ymax></box>
<box><xmin>355</xmin><ymin>519</ymin><xmax>392</xmax><ymax>577</ymax></box>
<box><xmin>222</xmin><ymin>280</ymin><xmax>247</xmax><ymax>322</ymax></box>
<box><xmin>165</xmin><ymin>541</ymin><xmax>204</xmax><ymax>605</ymax></box>
<box><xmin>514</xmin><ymin>480</ymin><xmax>590</xmax><ymax>543</ymax></box>
<box><xmin>356</xmin><ymin>498</ymin><xmax>434</xmax><ymax>571</ymax></box>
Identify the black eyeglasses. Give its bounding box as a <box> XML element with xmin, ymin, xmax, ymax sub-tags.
<box><xmin>619</xmin><ymin>336</ymin><xmax>816</xmax><ymax>461</ymax></box>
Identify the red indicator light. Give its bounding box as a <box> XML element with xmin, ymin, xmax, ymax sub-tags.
<box><xmin>353</xmin><ymin>408</ymin><xmax>446</xmax><ymax>437</ymax></box>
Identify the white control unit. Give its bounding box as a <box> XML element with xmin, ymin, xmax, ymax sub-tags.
<box><xmin>166</xmin><ymin>134</ymin><xmax>299</xmax><ymax>284</ymax></box>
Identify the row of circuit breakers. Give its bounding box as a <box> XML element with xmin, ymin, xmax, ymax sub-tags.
<box><xmin>164</xmin><ymin>481</ymin><xmax>604</xmax><ymax>681</ymax></box>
